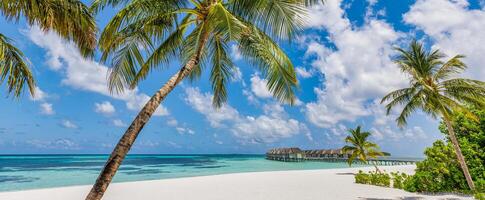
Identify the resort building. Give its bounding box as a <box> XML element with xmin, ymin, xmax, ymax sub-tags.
<box><xmin>266</xmin><ymin>147</ymin><xmax>305</xmax><ymax>162</ymax></box>
<box><xmin>266</xmin><ymin>148</ymin><xmax>352</xmax><ymax>162</ymax></box>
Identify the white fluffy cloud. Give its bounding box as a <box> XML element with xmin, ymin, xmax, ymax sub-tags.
<box><xmin>29</xmin><ymin>87</ymin><xmax>48</xmax><ymax>101</ymax></box>
<box><xmin>404</xmin><ymin>0</ymin><xmax>485</xmax><ymax>80</ymax></box>
<box><xmin>184</xmin><ymin>87</ymin><xmax>308</xmax><ymax>143</ymax></box>
<box><xmin>295</xmin><ymin>67</ymin><xmax>313</xmax><ymax>78</ymax></box>
<box><xmin>112</xmin><ymin>119</ymin><xmax>127</xmax><ymax>127</ymax></box>
<box><xmin>27</xmin><ymin>138</ymin><xmax>79</xmax><ymax>150</ymax></box>
<box><xmin>94</xmin><ymin>101</ymin><xmax>116</xmax><ymax>115</ymax></box>
<box><xmin>303</xmin><ymin>0</ymin><xmax>407</xmax><ymax>129</ymax></box>
<box><xmin>40</xmin><ymin>103</ymin><xmax>55</xmax><ymax>115</ymax></box>
<box><xmin>27</xmin><ymin>26</ymin><xmax>169</xmax><ymax>117</ymax></box>
<box><xmin>249</xmin><ymin>74</ymin><xmax>272</xmax><ymax>99</ymax></box>
<box><xmin>61</xmin><ymin>120</ymin><xmax>78</xmax><ymax>129</ymax></box>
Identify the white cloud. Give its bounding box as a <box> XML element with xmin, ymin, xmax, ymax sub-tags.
<box><xmin>185</xmin><ymin>87</ymin><xmax>239</xmax><ymax>127</ymax></box>
<box><xmin>295</xmin><ymin>67</ymin><xmax>313</xmax><ymax>78</ymax></box>
<box><xmin>27</xmin><ymin>26</ymin><xmax>169</xmax><ymax>117</ymax></box>
<box><xmin>175</xmin><ymin>127</ymin><xmax>195</xmax><ymax>135</ymax></box>
<box><xmin>30</xmin><ymin>87</ymin><xmax>48</xmax><ymax>101</ymax></box>
<box><xmin>94</xmin><ymin>101</ymin><xmax>116</xmax><ymax>115</ymax></box>
<box><xmin>230</xmin><ymin>44</ymin><xmax>242</xmax><ymax>61</ymax></box>
<box><xmin>404</xmin><ymin>0</ymin><xmax>485</xmax><ymax>80</ymax></box>
<box><xmin>112</xmin><ymin>119</ymin><xmax>127</xmax><ymax>127</ymax></box>
<box><xmin>303</xmin><ymin>0</ymin><xmax>407</xmax><ymax>128</ymax></box>
<box><xmin>166</xmin><ymin>118</ymin><xmax>178</xmax><ymax>126</ymax></box>
<box><xmin>185</xmin><ymin>87</ymin><xmax>308</xmax><ymax>143</ymax></box>
<box><xmin>27</xmin><ymin>138</ymin><xmax>79</xmax><ymax>150</ymax></box>
<box><xmin>61</xmin><ymin>120</ymin><xmax>78</xmax><ymax>129</ymax></box>
<box><xmin>40</xmin><ymin>103</ymin><xmax>55</xmax><ymax>115</ymax></box>
<box><xmin>250</xmin><ymin>74</ymin><xmax>272</xmax><ymax>99</ymax></box>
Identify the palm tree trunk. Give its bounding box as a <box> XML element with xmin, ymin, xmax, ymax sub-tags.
<box><xmin>374</xmin><ymin>164</ymin><xmax>381</xmax><ymax>174</ymax></box>
<box><xmin>443</xmin><ymin>115</ymin><xmax>476</xmax><ymax>191</ymax></box>
<box><xmin>85</xmin><ymin>33</ymin><xmax>210</xmax><ymax>200</ymax></box>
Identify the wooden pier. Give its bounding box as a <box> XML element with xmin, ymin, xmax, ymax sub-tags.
<box><xmin>266</xmin><ymin>148</ymin><xmax>416</xmax><ymax>166</ymax></box>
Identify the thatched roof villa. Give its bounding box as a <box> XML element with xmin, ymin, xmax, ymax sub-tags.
<box><xmin>266</xmin><ymin>148</ymin><xmax>353</xmax><ymax>162</ymax></box>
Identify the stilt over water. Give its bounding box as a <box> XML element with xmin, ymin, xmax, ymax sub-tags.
<box><xmin>266</xmin><ymin>148</ymin><xmax>416</xmax><ymax>165</ymax></box>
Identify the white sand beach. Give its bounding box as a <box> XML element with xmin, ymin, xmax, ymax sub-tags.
<box><xmin>0</xmin><ymin>165</ymin><xmax>471</xmax><ymax>200</ymax></box>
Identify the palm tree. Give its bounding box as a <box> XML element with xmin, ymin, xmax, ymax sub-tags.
<box><xmin>86</xmin><ymin>0</ymin><xmax>322</xmax><ymax>199</ymax></box>
<box><xmin>0</xmin><ymin>0</ymin><xmax>96</xmax><ymax>98</ymax></box>
<box><xmin>342</xmin><ymin>126</ymin><xmax>385</xmax><ymax>173</ymax></box>
<box><xmin>381</xmin><ymin>40</ymin><xmax>485</xmax><ymax>191</ymax></box>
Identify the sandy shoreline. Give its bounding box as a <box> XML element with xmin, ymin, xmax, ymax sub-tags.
<box><xmin>0</xmin><ymin>165</ymin><xmax>471</xmax><ymax>200</ymax></box>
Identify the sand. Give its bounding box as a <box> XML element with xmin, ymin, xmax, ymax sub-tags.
<box><xmin>0</xmin><ymin>165</ymin><xmax>472</xmax><ymax>200</ymax></box>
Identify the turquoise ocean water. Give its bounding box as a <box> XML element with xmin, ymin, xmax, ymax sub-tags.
<box><xmin>0</xmin><ymin>154</ymin><xmax>418</xmax><ymax>192</ymax></box>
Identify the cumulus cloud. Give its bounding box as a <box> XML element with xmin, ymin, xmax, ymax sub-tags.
<box><xmin>94</xmin><ymin>101</ymin><xmax>116</xmax><ymax>115</ymax></box>
<box><xmin>404</xmin><ymin>0</ymin><xmax>485</xmax><ymax>80</ymax></box>
<box><xmin>230</xmin><ymin>44</ymin><xmax>242</xmax><ymax>61</ymax></box>
<box><xmin>184</xmin><ymin>87</ymin><xmax>309</xmax><ymax>143</ymax></box>
<box><xmin>250</xmin><ymin>74</ymin><xmax>272</xmax><ymax>99</ymax></box>
<box><xmin>27</xmin><ymin>138</ymin><xmax>79</xmax><ymax>150</ymax></box>
<box><xmin>27</xmin><ymin>26</ymin><xmax>169</xmax><ymax>117</ymax></box>
<box><xmin>302</xmin><ymin>0</ymin><xmax>407</xmax><ymax>129</ymax></box>
<box><xmin>29</xmin><ymin>87</ymin><xmax>48</xmax><ymax>101</ymax></box>
<box><xmin>61</xmin><ymin>120</ymin><xmax>78</xmax><ymax>129</ymax></box>
<box><xmin>112</xmin><ymin>119</ymin><xmax>127</xmax><ymax>127</ymax></box>
<box><xmin>40</xmin><ymin>103</ymin><xmax>55</xmax><ymax>115</ymax></box>
<box><xmin>295</xmin><ymin>67</ymin><xmax>313</xmax><ymax>78</ymax></box>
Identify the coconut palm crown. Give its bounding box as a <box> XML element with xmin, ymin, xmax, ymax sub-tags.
<box><xmin>342</xmin><ymin>126</ymin><xmax>385</xmax><ymax>171</ymax></box>
<box><xmin>94</xmin><ymin>0</ymin><xmax>324</xmax><ymax>106</ymax></box>
<box><xmin>381</xmin><ymin>40</ymin><xmax>485</xmax><ymax>191</ymax></box>
<box><xmin>0</xmin><ymin>0</ymin><xmax>96</xmax><ymax>98</ymax></box>
<box><xmin>86</xmin><ymin>0</ymin><xmax>323</xmax><ymax>199</ymax></box>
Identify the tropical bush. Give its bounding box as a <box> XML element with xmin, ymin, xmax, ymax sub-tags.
<box><xmin>403</xmin><ymin>108</ymin><xmax>485</xmax><ymax>195</ymax></box>
<box><xmin>355</xmin><ymin>170</ymin><xmax>404</xmax><ymax>188</ymax></box>
<box><xmin>391</xmin><ymin>172</ymin><xmax>409</xmax><ymax>189</ymax></box>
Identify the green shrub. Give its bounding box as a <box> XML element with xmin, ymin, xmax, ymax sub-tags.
<box><xmin>355</xmin><ymin>170</ymin><xmax>371</xmax><ymax>184</ymax></box>
<box><xmin>475</xmin><ymin>192</ymin><xmax>485</xmax><ymax>200</ymax></box>
<box><xmin>403</xmin><ymin>108</ymin><xmax>485</xmax><ymax>195</ymax></box>
<box><xmin>391</xmin><ymin>172</ymin><xmax>409</xmax><ymax>189</ymax></box>
<box><xmin>355</xmin><ymin>171</ymin><xmax>391</xmax><ymax>187</ymax></box>
<box><xmin>370</xmin><ymin>172</ymin><xmax>391</xmax><ymax>187</ymax></box>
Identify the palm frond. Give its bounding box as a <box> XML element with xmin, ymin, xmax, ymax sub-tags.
<box><xmin>0</xmin><ymin>34</ymin><xmax>35</xmax><ymax>98</ymax></box>
<box><xmin>1</xmin><ymin>0</ymin><xmax>97</xmax><ymax>57</ymax></box>
<box><xmin>238</xmin><ymin>24</ymin><xmax>297</xmax><ymax>104</ymax></box>
<box><xmin>209</xmin><ymin>35</ymin><xmax>235</xmax><ymax>108</ymax></box>
<box><xmin>433</xmin><ymin>55</ymin><xmax>466</xmax><ymax>80</ymax></box>
<box><xmin>228</xmin><ymin>0</ymin><xmax>319</xmax><ymax>40</ymax></box>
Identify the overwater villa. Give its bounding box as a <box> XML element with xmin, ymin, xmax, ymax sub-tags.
<box><xmin>266</xmin><ymin>147</ymin><xmax>352</xmax><ymax>162</ymax></box>
<box><xmin>266</xmin><ymin>147</ymin><xmax>414</xmax><ymax>165</ymax></box>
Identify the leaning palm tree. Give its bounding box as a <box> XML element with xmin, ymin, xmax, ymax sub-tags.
<box><xmin>87</xmin><ymin>0</ymin><xmax>322</xmax><ymax>199</ymax></box>
<box><xmin>381</xmin><ymin>40</ymin><xmax>485</xmax><ymax>191</ymax></box>
<box><xmin>342</xmin><ymin>126</ymin><xmax>385</xmax><ymax>173</ymax></box>
<box><xmin>0</xmin><ymin>0</ymin><xmax>96</xmax><ymax>98</ymax></box>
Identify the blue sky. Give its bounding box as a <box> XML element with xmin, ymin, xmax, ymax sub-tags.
<box><xmin>1</xmin><ymin>0</ymin><xmax>484</xmax><ymax>156</ymax></box>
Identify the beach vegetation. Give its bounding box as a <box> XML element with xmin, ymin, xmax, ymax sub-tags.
<box><xmin>403</xmin><ymin>107</ymin><xmax>485</xmax><ymax>195</ymax></box>
<box><xmin>381</xmin><ymin>40</ymin><xmax>485</xmax><ymax>191</ymax></box>
<box><xmin>0</xmin><ymin>0</ymin><xmax>96</xmax><ymax>98</ymax></box>
<box><xmin>86</xmin><ymin>0</ymin><xmax>322</xmax><ymax>199</ymax></box>
<box><xmin>342</xmin><ymin>126</ymin><xmax>386</xmax><ymax>172</ymax></box>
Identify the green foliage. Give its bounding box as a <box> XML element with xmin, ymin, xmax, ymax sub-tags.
<box><xmin>0</xmin><ymin>0</ymin><xmax>96</xmax><ymax>98</ymax></box>
<box><xmin>355</xmin><ymin>170</ymin><xmax>394</xmax><ymax>188</ymax></box>
<box><xmin>404</xmin><ymin>108</ymin><xmax>485</xmax><ymax>194</ymax></box>
<box><xmin>475</xmin><ymin>192</ymin><xmax>485</xmax><ymax>200</ymax></box>
<box><xmin>342</xmin><ymin>126</ymin><xmax>386</xmax><ymax>167</ymax></box>
<box><xmin>391</xmin><ymin>172</ymin><xmax>409</xmax><ymax>189</ymax></box>
<box><xmin>95</xmin><ymin>0</ymin><xmax>323</xmax><ymax>107</ymax></box>
<box><xmin>355</xmin><ymin>170</ymin><xmax>371</xmax><ymax>184</ymax></box>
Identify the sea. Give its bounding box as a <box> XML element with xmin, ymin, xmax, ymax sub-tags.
<box><xmin>0</xmin><ymin>154</ymin><xmax>420</xmax><ymax>192</ymax></box>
